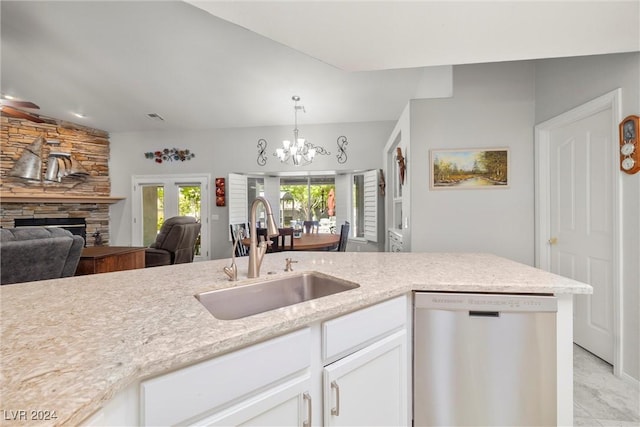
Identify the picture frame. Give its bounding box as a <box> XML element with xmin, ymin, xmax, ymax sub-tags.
<box><xmin>430</xmin><ymin>148</ymin><xmax>509</xmax><ymax>190</ymax></box>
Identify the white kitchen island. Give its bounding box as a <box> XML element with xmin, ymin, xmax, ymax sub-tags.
<box><xmin>0</xmin><ymin>252</ymin><xmax>590</xmax><ymax>426</ymax></box>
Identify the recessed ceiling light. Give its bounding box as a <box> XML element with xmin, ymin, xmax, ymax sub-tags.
<box><xmin>73</xmin><ymin>112</ymin><xmax>86</xmax><ymax>118</ymax></box>
<box><xmin>2</xmin><ymin>94</ymin><xmax>16</xmax><ymax>100</ymax></box>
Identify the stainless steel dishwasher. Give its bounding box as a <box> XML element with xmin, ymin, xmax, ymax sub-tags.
<box><xmin>413</xmin><ymin>292</ymin><xmax>557</xmax><ymax>426</ymax></box>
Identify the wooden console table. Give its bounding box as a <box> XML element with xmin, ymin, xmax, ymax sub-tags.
<box><xmin>75</xmin><ymin>246</ymin><xmax>146</xmax><ymax>275</ymax></box>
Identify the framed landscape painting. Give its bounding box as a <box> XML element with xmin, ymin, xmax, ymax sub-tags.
<box><xmin>430</xmin><ymin>148</ymin><xmax>509</xmax><ymax>189</ymax></box>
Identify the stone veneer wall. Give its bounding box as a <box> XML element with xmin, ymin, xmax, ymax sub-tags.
<box><xmin>1</xmin><ymin>116</ymin><xmax>113</xmax><ymax>246</ymax></box>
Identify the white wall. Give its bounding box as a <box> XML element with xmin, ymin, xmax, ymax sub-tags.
<box><xmin>109</xmin><ymin>121</ymin><xmax>394</xmax><ymax>260</ymax></box>
<box><xmin>534</xmin><ymin>52</ymin><xmax>640</xmax><ymax>381</ymax></box>
<box><xmin>407</xmin><ymin>61</ymin><xmax>536</xmax><ymax>265</ymax></box>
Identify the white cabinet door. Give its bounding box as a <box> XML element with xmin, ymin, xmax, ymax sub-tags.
<box><xmin>323</xmin><ymin>330</ymin><xmax>407</xmax><ymax>427</ymax></box>
<box><xmin>193</xmin><ymin>373</ymin><xmax>312</xmax><ymax>427</ymax></box>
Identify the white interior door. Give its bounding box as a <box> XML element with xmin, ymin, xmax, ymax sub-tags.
<box><xmin>547</xmin><ymin>108</ymin><xmax>615</xmax><ymax>363</ymax></box>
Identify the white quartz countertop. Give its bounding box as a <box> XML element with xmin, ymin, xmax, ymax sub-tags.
<box><xmin>0</xmin><ymin>252</ymin><xmax>591</xmax><ymax>426</ymax></box>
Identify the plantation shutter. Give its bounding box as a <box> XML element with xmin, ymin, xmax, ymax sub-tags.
<box><xmin>363</xmin><ymin>169</ymin><xmax>378</xmax><ymax>242</ymax></box>
<box><xmin>228</xmin><ymin>173</ymin><xmax>247</xmax><ymax>241</ymax></box>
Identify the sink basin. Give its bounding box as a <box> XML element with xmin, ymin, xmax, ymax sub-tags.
<box><xmin>196</xmin><ymin>272</ymin><xmax>360</xmax><ymax>320</ymax></box>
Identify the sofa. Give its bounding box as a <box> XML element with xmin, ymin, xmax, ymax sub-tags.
<box><xmin>145</xmin><ymin>216</ymin><xmax>202</xmax><ymax>268</ymax></box>
<box><xmin>0</xmin><ymin>227</ymin><xmax>84</xmax><ymax>285</ymax></box>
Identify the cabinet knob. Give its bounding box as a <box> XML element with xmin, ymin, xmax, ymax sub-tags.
<box><xmin>548</xmin><ymin>237</ymin><xmax>558</xmax><ymax>245</ymax></box>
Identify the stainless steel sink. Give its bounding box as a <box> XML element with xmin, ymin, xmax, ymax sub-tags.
<box><xmin>196</xmin><ymin>272</ymin><xmax>360</xmax><ymax>320</ymax></box>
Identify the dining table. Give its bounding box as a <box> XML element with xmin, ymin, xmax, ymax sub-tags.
<box><xmin>242</xmin><ymin>232</ymin><xmax>340</xmax><ymax>251</ymax></box>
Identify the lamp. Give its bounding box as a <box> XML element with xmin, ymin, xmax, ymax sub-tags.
<box><xmin>275</xmin><ymin>96</ymin><xmax>328</xmax><ymax>166</ymax></box>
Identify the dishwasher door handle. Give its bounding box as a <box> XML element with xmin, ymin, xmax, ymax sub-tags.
<box><xmin>469</xmin><ymin>311</ymin><xmax>500</xmax><ymax>317</ymax></box>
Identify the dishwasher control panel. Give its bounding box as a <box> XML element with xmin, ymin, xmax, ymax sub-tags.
<box><xmin>414</xmin><ymin>292</ymin><xmax>557</xmax><ymax>313</ymax></box>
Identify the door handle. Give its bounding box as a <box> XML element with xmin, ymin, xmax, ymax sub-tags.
<box><xmin>548</xmin><ymin>237</ymin><xmax>558</xmax><ymax>245</ymax></box>
<box><xmin>303</xmin><ymin>392</ymin><xmax>312</xmax><ymax>427</ymax></box>
<box><xmin>331</xmin><ymin>380</ymin><xmax>340</xmax><ymax>416</ymax></box>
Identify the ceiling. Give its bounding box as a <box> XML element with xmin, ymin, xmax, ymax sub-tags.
<box><xmin>1</xmin><ymin>1</ymin><xmax>638</xmax><ymax>134</ymax></box>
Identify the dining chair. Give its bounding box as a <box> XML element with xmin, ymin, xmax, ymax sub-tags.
<box><xmin>336</xmin><ymin>221</ymin><xmax>350</xmax><ymax>252</ymax></box>
<box><xmin>303</xmin><ymin>220</ymin><xmax>319</xmax><ymax>234</ymax></box>
<box><xmin>277</xmin><ymin>228</ymin><xmax>294</xmax><ymax>251</ymax></box>
<box><xmin>230</xmin><ymin>223</ymin><xmax>249</xmax><ymax>257</ymax></box>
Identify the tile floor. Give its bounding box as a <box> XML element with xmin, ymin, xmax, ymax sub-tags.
<box><xmin>573</xmin><ymin>344</ymin><xmax>640</xmax><ymax>426</ymax></box>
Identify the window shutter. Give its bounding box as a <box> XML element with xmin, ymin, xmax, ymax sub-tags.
<box><xmin>228</xmin><ymin>173</ymin><xmax>247</xmax><ymax>241</ymax></box>
<box><xmin>364</xmin><ymin>169</ymin><xmax>378</xmax><ymax>242</ymax></box>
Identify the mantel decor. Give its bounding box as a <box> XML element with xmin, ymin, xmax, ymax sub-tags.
<box><xmin>145</xmin><ymin>148</ymin><xmax>195</xmax><ymax>163</ymax></box>
<box><xmin>430</xmin><ymin>147</ymin><xmax>509</xmax><ymax>190</ymax></box>
<box><xmin>8</xmin><ymin>135</ymin><xmax>90</xmax><ymax>185</ymax></box>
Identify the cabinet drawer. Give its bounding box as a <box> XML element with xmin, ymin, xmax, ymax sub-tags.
<box><xmin>140</xmin><ymin>328</ymin><xmax>311</xmax><ymax>426</ymax></box>
<box><xmin>322</xmin><ymin>296</ymin><xmax>406</xmax><ymax>363</ymax></box>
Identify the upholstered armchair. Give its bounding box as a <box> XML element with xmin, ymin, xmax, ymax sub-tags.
<box><xmin>145</xmin><ymin>216</ymin><xmax>202</xmax><ymax>268</ymax></box>
<box><xmin>0</xmin><ymin>227</ymin><xmax>84</xmax><ymax>285</ymax></box>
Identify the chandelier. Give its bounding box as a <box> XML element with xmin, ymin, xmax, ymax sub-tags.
<box><xmin>275</xmin><ymin>96</ymin><xmax>328</xmax><ymax>166</ymax></box>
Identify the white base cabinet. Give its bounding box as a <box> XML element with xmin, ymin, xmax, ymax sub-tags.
<box><xmin>323</xmin><ymin>330</ymin><xmax>407</xmax><ymax>427</ymax></box>
<box><xmin>388</xmin><ymin>229</ymin><xmax>403</xmax><ymax>252</ymax></box>
<box><xmin>85</xmin><ymin>296</ymin><xmax>409</xmax><ymax>427</ymax></box>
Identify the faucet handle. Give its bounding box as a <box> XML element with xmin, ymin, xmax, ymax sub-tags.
<box><xmin>223</xmin><ymin>263</ymin><xmax>237</xmax><ymax>281</ymax></box>
<box><xmin>285</xmin><ymin>258</ymin><xmax>298</xmax><ymax>272</ymax></box>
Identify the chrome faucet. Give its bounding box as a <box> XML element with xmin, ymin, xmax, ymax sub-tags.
<box><xmin>248</xmin><ymin>196</ymin><xmax>279</xmax><ymax>278</ymax></box>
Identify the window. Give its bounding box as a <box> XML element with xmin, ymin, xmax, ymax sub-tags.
<box><xmin>280</xmin><ymin>176</ymin><xmax>336</xmax><ymax>233</ymax></box>
<box><xmin>228</xmin><ymin>171</ymin><xmax>379</xmax><ymax>243</ymax></box>
<box><xmin>247</xmin><ymin>177</ymin><xmax>266</xmax><ymax>227</ymax></box>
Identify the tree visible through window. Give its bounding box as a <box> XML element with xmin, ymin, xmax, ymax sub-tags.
<box><xmin>280</xmin><ymin>176</ymin><xmax>335</xmax><ymax>232</ymax></box>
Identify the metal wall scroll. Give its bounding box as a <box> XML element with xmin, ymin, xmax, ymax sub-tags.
<box><xmin>257</xmin><ymin>139</ymin><xmax>268</xmax><ymax>166</ymax></box>
<box><xmin>336</xmin><ymin>136</ymin><xmax>348</xmax><ymax>164</ymax></box>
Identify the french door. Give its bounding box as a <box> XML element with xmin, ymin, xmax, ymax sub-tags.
<box><xmin>132</xmin><ymin>174</ymin><xmax>210</xmax><ymax>260</ymax></box>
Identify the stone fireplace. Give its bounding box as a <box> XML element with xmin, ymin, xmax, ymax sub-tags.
<box><xmin>1</xmin><ymin>116</ymin><xmax>122</xmax><ymax>246</ymax></box>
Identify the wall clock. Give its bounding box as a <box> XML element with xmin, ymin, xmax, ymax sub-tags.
<box><xmin>619</xmin><ymin>115</ymin><xmax>640</xmax><ymax>174</ymax></box>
